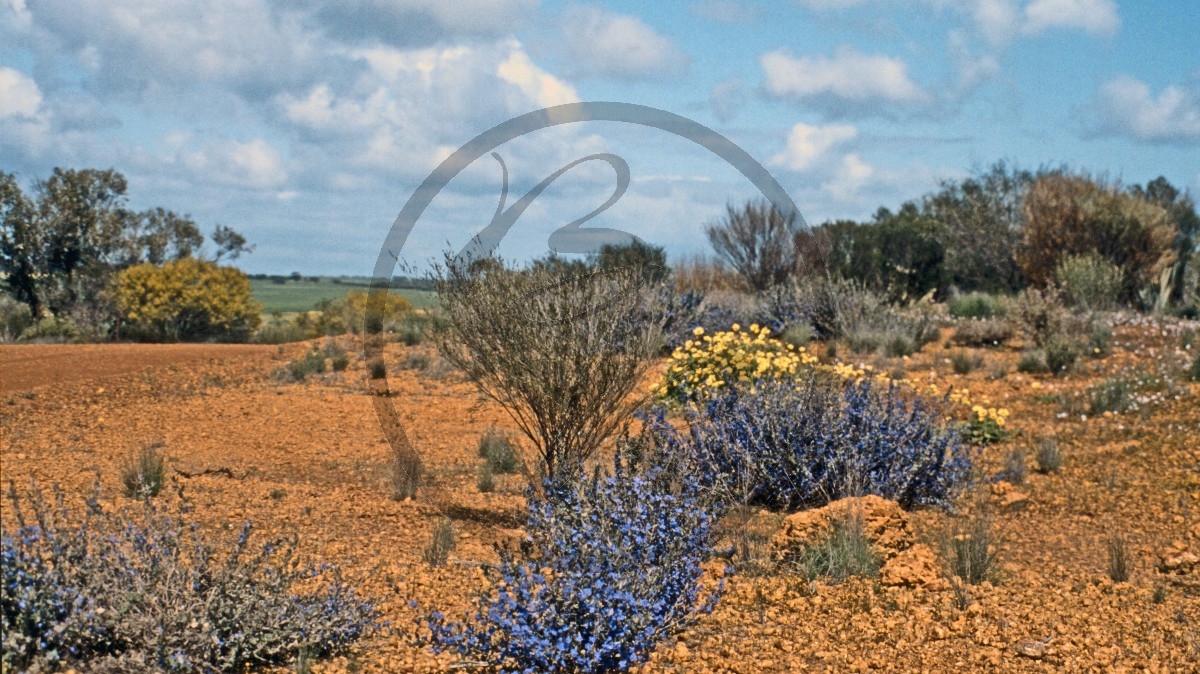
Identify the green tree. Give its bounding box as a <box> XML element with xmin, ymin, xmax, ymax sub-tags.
<box><xmin>588</xmin><ymin>239</ymin><xmax>670</xmax><ymax>285</ymax></box>
<box><xmin>923</xmin><ymin>161</ymin><xmax>1032</xmax><ymax>293</ymax></box>
<box><xmin>796</xmin><ymin>203</ymin><xmax>946</xmax><ymax>301</ymax></box>
<box><xmin>0</xmin><ymin>172</ymin><xmax>42</xmax><ymax>317</ymax></box>
<box><xmin>0</xmin><ymin>167</ymin><xmax>252</xmax><ymax>328</ymax></box>
<box><xmin>212</xmin><ymin>223</ymin><xmax>254</xmax><ymax>261</ymax></box>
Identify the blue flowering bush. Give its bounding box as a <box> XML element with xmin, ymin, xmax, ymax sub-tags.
<box><xmin>644</xmin><ymin>374</ymin><xmax>973</xmax><ymax>511</ymax></box>
<box><xmin>1</xmin><ymin>481</ymin><xmax>378</xmax><ymax>673</ymax></box>
<box><xmin>423</xmin><ymin>454</ymin><xmax>720</xmax><ymax>673</ymax></box>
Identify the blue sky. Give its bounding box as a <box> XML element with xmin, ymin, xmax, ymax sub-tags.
<box><xmin>2</xmin><ymin>0</ymin><xmax>1197</xmax><ymax>275</ymax></box>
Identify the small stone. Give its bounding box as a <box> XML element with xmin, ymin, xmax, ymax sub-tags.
<box><xmin>1013</xmin><ymin>638</ymin><xmax>1051</xmax><ymax>659</ymax></box>
<box><xmin>1158</xmin><ymin>551</ymin><xmax>1199</xmax><ymax>574</ymax></box>
<box><xmin>1001</xmin><ymin>490</ymin><xmax>1029</xmax><ymax>509</ymax></box>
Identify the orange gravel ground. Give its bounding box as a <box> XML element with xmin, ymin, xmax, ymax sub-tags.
<box><xmin>1</xmin><ymin>324</ymin><xmax>1199</xmax><ymax>672</ymax></box>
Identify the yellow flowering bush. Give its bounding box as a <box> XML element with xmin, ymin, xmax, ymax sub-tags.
<box><xmin>114</xmin><ymin>258</ymin><xmax>261</xmax><ymax>341</ymax></box>
<box><xmin>657</xmin><ymin>323</ymin><xmax>815</xmax><ymax>401</ymax></box>
<box><xmin>657</xmin><ymin>321</ymin><xmax>1015</xmax><ymax>443</ymax></box>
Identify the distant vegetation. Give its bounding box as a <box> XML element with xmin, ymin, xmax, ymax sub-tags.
<box><xmin>248</xmin><ymin>275</ymin><xmax>436</xmax><ymax>314</ymax></box>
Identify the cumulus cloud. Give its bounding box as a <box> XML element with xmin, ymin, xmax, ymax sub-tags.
<box><xmin>761</xmin><ymin>46</ymin><xmax>930</xmax><ymax>116</ymax></box>
<box><xmin>769</xmin><ymin>122</ymin><xmax>858</xmax><ymax>172</ymax></box>
<box><xmin>560</xmin><ymin>6</ymin><xmax>688</xmax><ymax>80</ymax></box>
<box><xmin>821</xmin><ymin>153</ymin><xmax>875</xmax><ymax>202</ymax></box>
<box><xmin>1090</xmin><ymin>76</ymin><xmax>1200</xmax><ymax>144</ymax></box>
<box><xmin>1022</xmin><ymin>0</ymin><xmax>1119</xmax><ymax>37</ymax></box>
<box><xmin>497</xmin><ymin>49</ymin><xmax>580</xmax><ymax>109</ymax></box>
<box><xmin>180</xmin><ymin>138</ymin><xmax>288</xmax><ymax>189</ymax></box>
<box><xmin>0</xmin><ymin>66</ymin><xmax>43</xmax><ymax>119</ymax></box>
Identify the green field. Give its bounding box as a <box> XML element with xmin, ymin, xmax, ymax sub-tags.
<box><xmin>249</xmin><ymin>277</ymin><xmax>436</xmax><ymax>314</ymax></box>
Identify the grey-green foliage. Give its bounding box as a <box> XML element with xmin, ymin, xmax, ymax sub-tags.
<box><xmin>1055</xmin><ymin>253</ymin><xmax>1124</xmax><ymax>312</ymax></box>
<box><xmin>788</xmin><ymin>513</ymin><xmax>880</xmax><ymax>583</ymax></box>
<box><xmin>941</xmin><ymin>512</ymin><xmax>1001</xmax><ymax>585</ymax></box>
<box><xmin>122</xmin><ymin>443</ymin><xmax>166</xmax><ymax>499</ymax></box>
<box><xmin>433</xmin><ymin>254</ymin><xmax>664</xmax><ymax>485</ymax></box>
<box><xmin>1</xmin><ymin>481</ymin><xmax>378</xmax><ymax>673</ymax></box>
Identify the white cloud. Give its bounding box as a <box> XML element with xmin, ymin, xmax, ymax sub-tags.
<box><xmin>769</xmin><ymin>122</ymin><xmax>858</xmax><ymax>172</ymax></box>
<box><xmin>0</xmin><ymin>66</ymin><xmax>43</xmax><ymax>119</ymax></box>
<box><xmin>969</xmin><ymin>0</ymin><xmax>1020</xmax><ymax>46</ymax></box>
<box><xmin>1091</xmin><ymin>76</ymin><xmax>1200</xmax><ymax>144</ymax></box>
<box><xmin>822</xmin><ymin>153</ymin><xmax>875</xmax><ymax>201</ymax></box>
<box><xmin>181</xmin><ymin>138</ymin><xmax>288</xmax><ymax>189</ymax></box>
<box><xmin>497</xmin><ymin>48</ymin><xmax>580</xmax><ymax>108</ymax></box>
<box><xmin>1022</xmin><ymin>0</ymin><xmax>1119</xmax><ymax>36</ymax></box>
<box><xmin>761</xmin><ymin>46</ymin><xmax>929</xmax><ymax>113</ymax></box>
<box><xmin>560</xmin><ymin>6</ymin><xmax>688</xmax><ymax>80</ymax></box>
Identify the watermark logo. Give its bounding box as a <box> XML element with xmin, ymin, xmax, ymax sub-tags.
<box><xmin>366</xmin><ymin>101</ymin><xmax>804</xmax><ymax>470</ymax></box>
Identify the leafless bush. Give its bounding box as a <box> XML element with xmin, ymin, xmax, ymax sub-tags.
<box><xmin>432</xmin><ymin>255</ymin><xmax>664</xmax><ymax>485</ymax></box>
<box><xmin>705</xmin><ymin>200</ymin><xmax>800</xmax><ymax>292</ymax></box>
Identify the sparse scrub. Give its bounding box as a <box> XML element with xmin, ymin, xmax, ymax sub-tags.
<box><xmin>396</xmin><ymin>315</ymin><xmax>427</xmax><ymax>346</ymax></box>
<box><xmin>1015</xmin><ymin>287</ymin><xmax>1070</xmax><ymax>348</ymax></box>
<box><xmin>1189</xmin><ymin>351</ymin><xmax>1200</xmax><ymax>381</ymax></box>
<box><xmin>478</xmin><ymin>428</ymin><xmax>521</xmax><ymax>474</ymax></box>
<box><xmin>368</xmin><ymin>358</ymin><xmax>387</xmax><ymax>379</ymax></box>
<box><xmin>400</xmin><ymin>352</ymin><xmax>430</xmax><ymax>371</ymax></box>
<box><xmin>423</xmin><ymin>455</ymin><xmax>718</xmax><ymax>673</ymax></box>
<box><xmin>1089</xmin><ymin>376</ymin><xmax>1135</xmax><ymax>414</ymax></box>
<box><xmin>1055</xmin><ymin>253</ymin><xmax>1124</xmax><ymax>312</ymax></box>
<box><xmin>122</xmin><ymin>442</ymin><xmax>167</xmax><ymax>499</ymax></box>
<box><xmin>389</xmin><ymin>444</ymin><xmax>422</xmax><ymax>501</ymax></box>
<box><xmin>0</xmin><ymin>481</ymin><xmax>378</xmax><ymax>673</ymax></box>
<box><xmin>1034</xmin><ymin>437</ymin><xmax>1063</xmax><ymax>473</ymax></box>
<box><xmin>287</xmin><ymin>348</ymin><xmax>327</xmax><ymax>382</ymax></box>
<box><xmin>423</xmin><ymin>518</ymin><xmax>456</xmax><ymax>567</ymax></box>
<box><xmin>948</xmin><ymin>292</ymin><xmax>1008</xmax><ymax>319</ymax></box>
<box><xmin>1017</xmin><ymin>350</ymin><xmax>1048</xmax><ymax>373</ymax></box>
<box><xmin>1043</xmin><ymin>336</ymin><xmax>1079</xmax><ymax>376</ymax></box>
<box><xmin>781</xmin><ymin>322</ymin><xmax>814</xmax><ymax>348</ymax></box>
<box><xmin>951</xmin><ymin>318</ymin><xmax>1015</xmax><ymax>347</ymax></box>
<box><xmin>1107</xmin><ymin>535</ymin><xmax>1130</xmax><ymax>583</ymax></box>
<box><xmin>1003</xmin><ymin>449</ymin><xmax>1027</xmax><ymax>486</ymax></box>
<box><xmin>1087</xmin><ymin>319</ymin><xmax>1113</xmax><ymax>357</ymax></box>
<box><xmin>477</xmin><ymin>463</ymin><xmax>495</xmax><ymax>493</ymax></box>
<box><xmin>951</xmin><ymin>351</ymin><xmax>983</xmax><ymax>375</ymax></box>
<box><xmin>941</xmin><ymin>511</ymin><xmax>1000</xmax><ymax>585</ymax></box>
<box><xmin>986</xmin><ymin>361</ymin><xmax>1010</xmax><ymax>381</ymax></box>
<box><xmin>788</xmin><ymin>511</ymin><xmax>880</xmax><ymax>583</ymax></box>
<box><xmin>796</xmin><ymin>277</ymin><xmax>936</xmax><ymax>351</ymax></box>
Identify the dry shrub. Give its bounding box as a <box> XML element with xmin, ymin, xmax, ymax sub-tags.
<box><xmin>1018</xmin><ymin>172</ymin><xmax>1176</xmax><ymax>304</ymax></box>
<box><xmin>671</xmin><ymin>254</ymin><xmax>745</xmax><ymax>294</ymax></box>
<box><xmin>952</xmin><ymin>318</ymin><xmax>1015</xmax><ymax>347</ymax></box>
<box><xmin>705</xmin><ymin>200</ymin><xmax>799</xmax><ymax>292</ymax></box>
<box><xmin>433</xmin><ymin>255</ymin><xmax>664</xmax><ymax>485</ymax></box>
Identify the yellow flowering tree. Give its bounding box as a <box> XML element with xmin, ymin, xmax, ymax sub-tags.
<box><xmin>114</xmin><ymin>258</ymin><xmax>261</xmax><ymax>341</ymax></box>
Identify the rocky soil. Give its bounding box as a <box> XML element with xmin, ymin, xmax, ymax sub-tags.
<box><xmin>1</xmin><ymin>318</ymin><xmax>1198</xmax><ymax>672</ymax></box>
